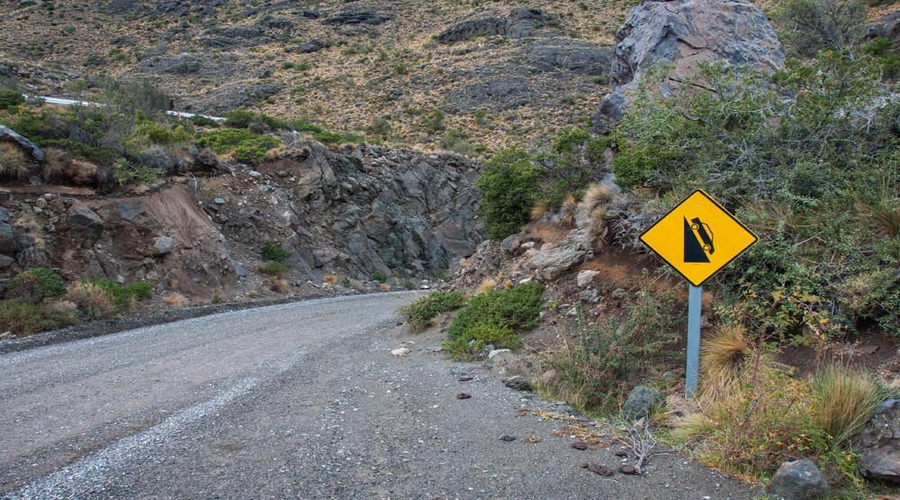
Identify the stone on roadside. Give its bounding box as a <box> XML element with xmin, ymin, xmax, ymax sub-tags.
<box><xmin>576</xmin><ymin>270</ymin><xmax>600</xmax><ymax>287</ymax></box>
<box><xmin>858</xmin><ymin>399</ymin><xmax>900</xmax><ymax>484</ymax></box>
<box><xmin>503</xmin><ymin>375</ymin><xmax>532</xmax><ymax>392</ymax></box>
<box><xmin>767</xmin><ymin>459</ymin><xmax>830</xmax><ymax>499</ymax></box>
<box><xmin>390</xmin><ymin>347</ymin><xmax>411</xmax><ymax>357</ymax></box>
<box><xmin>621</xmin><ymin>385</ymin><xmax>664</xmax><ymax>421</ymax></box>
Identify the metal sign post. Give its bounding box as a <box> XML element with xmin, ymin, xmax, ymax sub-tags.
<box><xmin>639</xmin><ymin>190</ymin><xmax>757</xmax><ymax>398</ymax></box>
<box><xmin>686</xmin><ymin>285</ymin><xmax>702</xmax><ymax>397</ymax></box>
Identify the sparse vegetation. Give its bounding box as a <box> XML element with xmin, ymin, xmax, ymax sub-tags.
<box><xmin>8</xmin><ymin>267</ymin><xmax>66</xmax><ymax>303</ymax></box>
<box><xmin>400</xmin><ymin>291</ymin><xmax>465</xmax><ymax>331</ymax></box>
<box><xmin>444</xmin><ymin>282</ymin><xmax>542</xmax><ymax>359</ymax></box>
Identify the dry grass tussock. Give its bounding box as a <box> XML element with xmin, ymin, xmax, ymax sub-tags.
<box><xmin>65</xmin><ymin>282</ymin><xmax>116</xmax><ymax>320</ymax></box>
<box><xmin>699</xmin><ymin>325</ymin><xmax>750</xmax><ymax>402</ymax></box>
<box><xmin>323</xmin><ymin>273</ymin><xmax>338</xmax><ymax>285</ymax></box>
<box><xmin>66</xmin><ymin>159</ymin><xmax>100</xmax><ymax>186</ymax></box>
<box><xmin>269</xmin><ymin>278</ymin><xmax>289</xmax><ymax>293</ymax></box>
<box><xmin>0</xmin><ymin>142</ymin><xmax>30</xmax><ymax>179</ymax></box>
<box><xmin>163</xmin><ymin>292</ymin><xmax>190</xmax><ymax>308</ymax></box>
<box><xmin>475</xmin><ymin>278</ymin><xmax>497</xmax><ymax>295</ymax></box>
<box><xmin>811</xmin><ymin>364</ymin><xmax>880</xmax><ymax>445</ymax></box>
<box><xmin>41</xmin><ymin>147</ymin><xmax>69</xmax><ymax>182</ymax></box>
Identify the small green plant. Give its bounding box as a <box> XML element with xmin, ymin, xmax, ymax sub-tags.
<box><xmin>8</xmin><ymin>267</ymin><xmax>66</xmax><ymax>303</ymax></box>
<box><xmin>400</xmin><ymin>291</ymin><xmax>465</xmax><ymax>331</ymax></box>
<box><xmin>0</xmin><ymin>299</ymin><xmax>46</xmax><ymax>336</ymax></box>
<box><xmin>0</xmin><ymin>88</ymin><xmax>24</xmax><ymax>110</ymax></box>
<box><xmin>424</xmin><ymin>109</ymin><xmax>445</xmax><ymax>133</ymax></box>
<box><xmin>259</xmin><ymin>261</ymin><xmax>289</xmax><ymax>276</ymax></box>
<box><xmin>196</xmin><ymin>128</ymin><xmax>281</xmax><ymax>162</ymax></box>
<box><xmin>444</xmin><ymin>283</ymin><xmax>543</xmax><ymax>359</ymax></box>
<box><xmin>261</xmin><ymin>242</ymin><xmax>291</xmax><ymax>262</ymax></box>
<box><xmin>371</xmin><ymin>272</ymin><xmax>388</xmax><ymax>283</ymax></box>
<box><xmin>87</xmin><ymin>279</ymin><xmax>153</xmax><ymax>312</ymax></box>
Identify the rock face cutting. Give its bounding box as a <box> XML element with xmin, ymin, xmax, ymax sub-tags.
<box><xmin>0</xmin><ymin>141</ymin><xmax>482</xmax><ymax>299</ymax></box>
<box><xmin>593</xmin><ymin>0</ymin><xmax>785</xmax><ymax>131</ymax></box>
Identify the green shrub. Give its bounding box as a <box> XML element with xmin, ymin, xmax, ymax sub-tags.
<box><xmin>9</xmin><ymin>268</ymin><xmax>66</xmax><ymax>303</ymax></box>
<box><xmin>87</xmin><ymin>279</ymin><xmax>153</xmax><ymax>312</ymax></box>
<box><xmin>0</xmin><ymin>89</ymin><xmax>24</xmax><ymax>111</ymax></box>
<box><xmin>475</xmin><ymin>148</ymin><xmax>541</xmax><ymax>239</ymax></box>
<box><xmin>444</xmin><ymin>282</ymin><xmax>542</xmax><ymax>358</ymax></box>
<box><xmin>443</xmin><ymin>323</ymin><xmax>520</xmax><ymax>360</ymax></box>
<box><xmin>261</xmin><ymin>242</ymin><xmax>291</xmax><ymax>262</ymax></box>
<box><xmin>189</xmin><ymin>115</ymin><xmax>221</xmax><ymax>128</ymax></box>
<box><xmin>196</xmin><ymin>128</ymin><xmax>281</xmax><ymax>162</ymax></box>
<box><xmin>371</xmin><ymin>272</ymin><xmax>388</xmax><ymax>283</ymax></box>
<box><xmin>0</xmin><ymin>299</ymin><xmax>46</xmax><ymax>336</ymax></box>
<box><xmin>543</xmin><ymin>281</ymin><xmax>678</xmax><ymax>414</ymax></box>
<box><xmin>774</xmin><ymin>0</ymin><xmax>866</xmax><ymax>56</ymax></box>
<box><xmin>401</xmin><ymin>291</ymin><xmax>466</xmax><ymax>331</ymax></box>
<box><xmin>259</xmin><ymin>261</ymin><xmax>289</xmax><ymax>276</ymax></box>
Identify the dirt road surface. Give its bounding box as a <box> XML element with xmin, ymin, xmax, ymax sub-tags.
<box><xmin>0</xmin><ymin>293</ymin><xmax>753</xmax><ymax>498</ymax></box>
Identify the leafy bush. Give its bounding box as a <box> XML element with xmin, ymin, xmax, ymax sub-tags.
<box><xmin>371</xmin><ymin>272</ymin><xmax>388</xmax><ymax>283</ymax></box>
<box><xmin>543</xmin><ymin>282</ymin><xmax>678</xmax><ymax>413</ymax></box>
<box><xmin>774</xmin><ymin>0</ymin><xmax>866</xmax><ymax>56</ymax></box>
<box><xmin>196</xmin><ymin>128</ymin><xmax>281</xmax><ymax>162</ymax></box>
<box><xmin>0</xmin><ymin>299</ymin><xmax>46</xmax><ymax>336</ymax></box>
<box><xmin>8</xmin><ymin>268</ymin><xmax>66</xmax><ymax>303</ymax></box>
<box><xmin>615</xmin><ymin>56</ymin><xmax>898</xmax><ymax>341</ymax></box>
<box><xmin>0</xmin><ymin>89</ymin><xmax>24</xmax><ymax>111</ymax></box>
<box><xmin>444</xmin><ymin>282</ymin><xmax>542</xmax><ymax>358</ymax></box>
<box><xmin>401</xmin><ymin>291</ymin><xmax>465</xmax><ymax>331</ymax></box>
<box><xmin>261</xmin><ymin>242</ymin><xmax>291</xmax><ymax>262</ymax></box>
<box><xmin>475</xmin><ymin>148</ymin><xmax>541</xmax><ymax>239</ymax></box>
<box><xmin>87</xmin><ymin>279</ymin><xmax>153</xmax><ymax>312</ymax></box>
<box><xmin>259</xmin><ymin>261</ymin><xmax>289</xmax><ymax>276</ymax></box>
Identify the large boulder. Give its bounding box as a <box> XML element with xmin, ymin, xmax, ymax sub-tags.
<box><xmin>621</xmin><ymin>385</ymin><xmax>664</xmax><ymax>421</ymax></box>
<box><xmin>593</xmin><ymin>0</ymin><xmax>784</xmax><ymax>132</ymax></box>
<box><xmin>858</xmin><ymin>399</ymin><xmax>900</xmax><ymax>484</ymax></box>
<box><xmin>528</xmin><ymin>229</ymin><xmax>593</xmax><ymax>279</ymax></box>
<box><xmin>767</xmin><ymin>459</ymin><xmax>830</xmax><ymax>499</ymax></box>
<box><xmin>0</xmin><ymin>125</ymin><xmax>44</xmax><ymax>163</ymax></box>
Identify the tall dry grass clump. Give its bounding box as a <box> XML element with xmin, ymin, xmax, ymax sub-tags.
<box><xmin>41</xmin><ymin>147</ymin><xmax>69</xmax><ymax>182</ymax></box>
<box><xmin>699</xmin><ymin>325</ymin><xmax>750</xmax><ymax>401</ymax></box>
<box><xmin>530</xmin><ymin>199</ymin><xmax>550</xmax><ymax>222</ymax></box>
<box><xmin>0</xmin><ymin>142</ymin><xmax>30</xmax><ymax>179</ymax></box>
<box><xmin>810</xmin><ymin>365</ymin><xmax>879</xmax><ymax>446</ymax></box>
<box><xmin>65</xmin><ymin>282</ymin><xmax>116</xmax><ymax>320</ymax></box>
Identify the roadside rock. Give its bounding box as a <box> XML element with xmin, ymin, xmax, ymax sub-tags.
<box><xmin>0</xmin><ymin>224</ymin><xmax>16</xmax><ymax>256</ymax></box>
<box><xmin>767</xmin><ymin>459</ymin><xmax>830</xmax><ymax>499</ymax></box>
<box><xmin>528</xmin><ymin>229</ymin><xmax>593</xmax><ymax>279</ymax></box>
<box><xmin>66</xmin><ymin>204</ymin><xmax>104</xmax><ymax>233</ymax></box>
<box><xmin>153</xmin><ymin>236</ymin><xmax>175</xmax><ymax>257</ymax></box>
<box><xmin>576</xmin><ymin>270</ymin><xmax>599</xmax><ymax>287</ymax></box>
<box><xmin>593</xmin><ymin>0</ymin><xmax>784</xmax><ymax>132</ymax></box>
<box><xmin>621</xmin><ymin>385</ymin><xmax>664</xmax><ymax>421</ymax></box>
<box><xmin>858</xmin><ymin>399</ymin><xmax>900</xmax><ymax>484</ymax></box>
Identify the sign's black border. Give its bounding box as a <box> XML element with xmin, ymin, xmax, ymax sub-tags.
<box><xmin>639</xmin><ymin>189</ymin><xmax>759</xmax><ymax>287</ymax></box>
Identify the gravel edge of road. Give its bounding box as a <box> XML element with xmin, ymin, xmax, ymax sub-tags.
<box><xmin>0</xmin><ymin>289</ymin><xmax>417</xmax><ymax>355</ymax></box>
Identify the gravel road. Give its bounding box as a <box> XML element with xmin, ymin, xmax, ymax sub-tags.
<box><xmin>0</xmin><ymin>292</ymin><xmax>753</xmax><ymax>499</ymax></box>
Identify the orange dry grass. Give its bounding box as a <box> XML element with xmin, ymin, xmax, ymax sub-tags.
<box><xmin>65</xmin><ymin>282</ymin><xmax>116</xmax><ymax>320</ymax></box>
<box><xmin>699</xmin><ymin>325</ymin><xmax>749</xmax><ymax>401</ymax></box>
<box><xmin>323</xmin><ymin>273</ymin><xmax>339</xmax><ymax>285</ymax></box>
<box><xmin>163</xmin><ymin>292</ymin><xmax>190</xmax><ymax>308</ymax></box>
<box><xmin>475</xmin><ymin>278</ymin><xmax>497</xmax><ymax>295</ymax></box>
<box><xmin>0</xmin><ymin>142</ymin><xmax>29</xmax><ymax>179</ymax></box>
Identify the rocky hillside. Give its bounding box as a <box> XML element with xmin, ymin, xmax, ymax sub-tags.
<box><xmin>0</xmin><ymin>0</ymin><xmax>632</xmax><ymax>153</ymax></box>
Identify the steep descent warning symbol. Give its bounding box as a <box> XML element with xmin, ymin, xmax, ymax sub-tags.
<box><xmin>640</xmin><ymin>190</ymin><xmax>757</xmax><ymax>286</ymax></box>
<box><xmin>684</xmin><ymin>217</ymin><xmax>712</xmax><ymax>263</ymax></box>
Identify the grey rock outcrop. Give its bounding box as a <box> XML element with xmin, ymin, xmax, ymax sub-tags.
<box><xmin>528</xmin><ymin>229</ymin><xmax>593</xmax><ymax>279</ymax></box>
<box><xmin>0</xmin><ymin>223</ymin><xmax>16</xmax><ymax>256</ymax></box>
<box><xmin>621</xmin><ymin>385</ymin><xmax>664</xmax><ymax>421</ymax></box>
<box><xmin>593</xmin><ymin>0</ymin><xmax>785</xmax><ymax>132</ymax></box>
<box><xmin>0</xmin><ymin>125</ymin><xmax>44</xmax><ymax>163</ymax></box>
<box><xmin>528</xmin><ymin>39</ymin><xmax>612</xmax><ymax>76</ymax></box>
<box><xmin>437</xmin><ymin>8</ymin><xmax>553</xmax><ymax>44</ymax></box>
<box><xmin>858</xmin><ymin>399</ymin><xmax>900</xmax><ymax>484</ymax></box>
<box><xmin>67</xmin><ymin>205</ymin><xmax>104</xmax><ymax>233</ymax></box>
<box><xmin>322</xmin><ymin>9</ymin><xmax>392</xmax><ymax>26</ymax></box>
<box><xmin>767</xmin><ymin>459</ymin><xmax>830</xmax><ymax>499</ymax></box>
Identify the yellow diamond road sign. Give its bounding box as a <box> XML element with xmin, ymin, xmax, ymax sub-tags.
<box><xmin>640</xmin><ymin>190</ymin><xmax>758</xmax><ymax>287</ymax></box>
